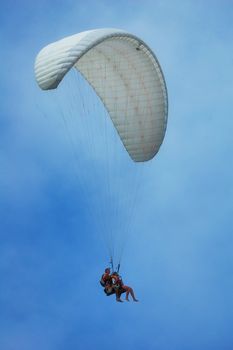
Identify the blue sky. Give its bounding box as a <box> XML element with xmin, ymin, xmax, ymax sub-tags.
<box><xmin>1</xmin><ymin>1</ymin><xmax>233</xmax><ymax>349</ymax></box>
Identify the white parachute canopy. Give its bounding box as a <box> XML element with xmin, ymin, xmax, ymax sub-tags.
<box><xmin>35</xmin><ymin>28</ymin><xmax>168</xmax><ymax>268</ymax></box>
<box><xmin>35</xmin><ymin>28</ymin><xmax>168</xmax><ymax>162</ymax></box>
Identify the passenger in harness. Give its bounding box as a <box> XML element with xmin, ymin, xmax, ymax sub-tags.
<box><xmin>100</xmin><ymin>268</ymin><xmax>138</xmax><ymax>302</ymax></box>
<box><xmin>111</xmin><ymin>272</ymin><xmax>138</xmax><ymax>302</ymax></box>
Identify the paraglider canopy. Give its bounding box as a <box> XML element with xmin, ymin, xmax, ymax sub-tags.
<box><xmin>35</xmin><ymin>28</ymin><xmax>168</xmax><ymax>162</ymax></box>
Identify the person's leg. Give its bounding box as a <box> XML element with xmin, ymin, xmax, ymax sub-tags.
<box><xmin>124</xmin><ymin>287</ymin><xmax>130</xmax><ymax>301</ymax></box>
<box><xmin>123</xmin><ymin>285</ymin><xmax>138</xmax><ymax>302</ymax></box>
<box><xmin>114</xmin><ymin>286</ymin><xmax>123</xmax><ymax>302</ymax></box>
